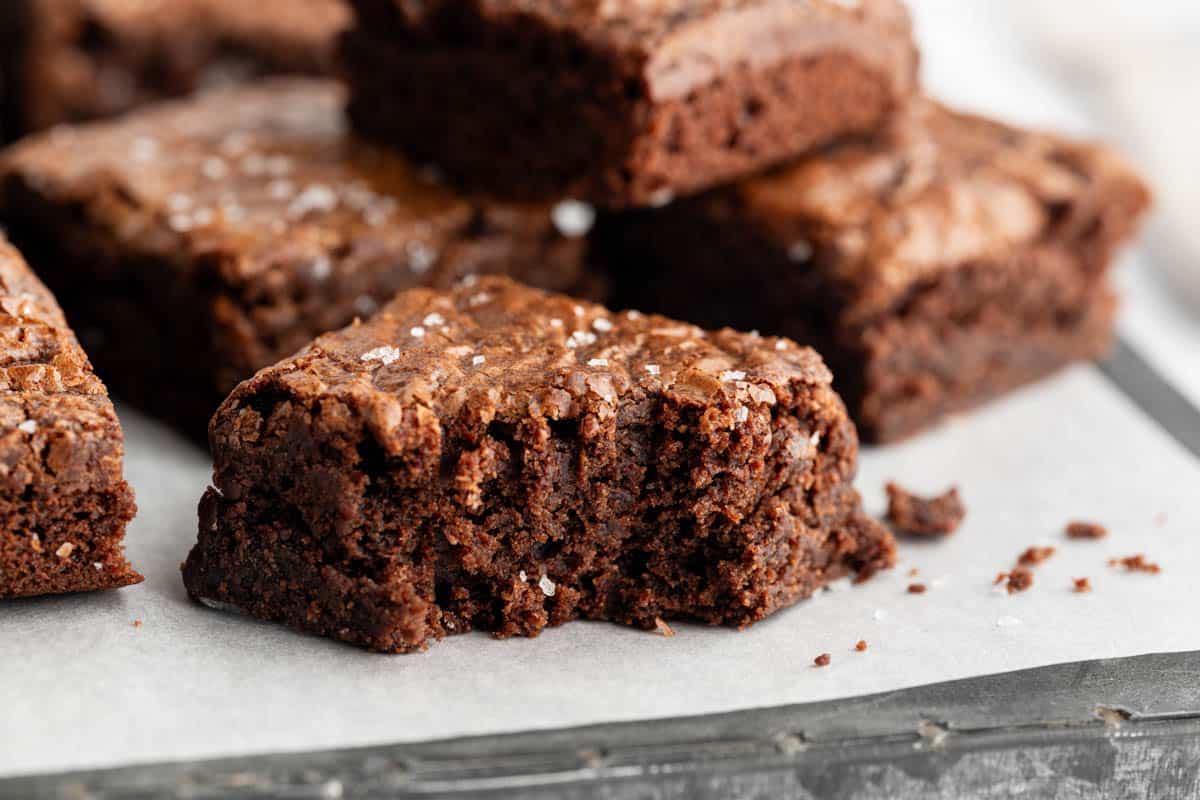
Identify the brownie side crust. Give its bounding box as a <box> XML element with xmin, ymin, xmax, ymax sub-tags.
<box><xmin>183</xmin><ymin>277</ymin><xmax>894</xmax><ymax>652</ymax></box>
<box><xmin>600</xmin><ymin>100</ymin><xmax>1151</xmax><ymax>441</ymax></box>
<box><xmin>343</xmin><ymin>0</ymin><xmax>918</xmax><ymax>206</ymax></box>
<box><xmin>1</xmin><ymin>0</ymin><xmax>351</xmax><ymax>140</ymax></box>
<box><xmin>0</xmin><ymin>237</ymin><xmax>139</xmax><ymax>599</ymax></box>
<box><xmin>0</xmin><ymin>79</ymin><xmax>596</xmax><ymax>440</ymax></box>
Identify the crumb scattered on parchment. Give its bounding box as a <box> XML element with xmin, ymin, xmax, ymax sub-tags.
<box><xmin>1018</xmin><ymin>546</ymin><xmax>1056</xmax><ymax>566</ymax></box>
<box><xmin>1065</xmin><ymin>521</ymin><xmax>1107</xmax><ymax>540</ymax></box>
<box><xmin>855</xmin><ymin>640</ymin><xmax>868</xmax><ymax>652</ymax></box>
<box><xmin>997</xmin><ymin>567</ymin><xmax>1034</xmax><ymax>594</ymax></box>
<box><xmin>814</xmin><ymin>653</ymin><xmax>831</xmax><ymax>667</ymax></box>
<box><xmin>907</xmin><ymin>583</ymin><xmax>927</xmax><ymax>595</ymax></box>
<box><xmin>884</xmin><ymin>483</ymin><xmax>965</xmax><ymax>537</ymax></box>
<box><xmin>1073</xmin><ymin>577</ymin><xmax>1092</xmax><ymax>593</ymax></box>
<box><xmin>654</xmin><ymin>617</ymin><xmax>675</xmax><ymax>637</ymax></box>
<box><xmin>1108</xmin><ymin>554</ymin><xmax>1161</xmax><ymax>574</ymax></box>
<box><xmin>908</xmin><ymin>567</ymin><xmax>920</xmax><ymax>577</ymax></box>
<box><xmin>132</xmin><ymin>620</ymin><xmax>143</xmax><ymax>629</ymax></box>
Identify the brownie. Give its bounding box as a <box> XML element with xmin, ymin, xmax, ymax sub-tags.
<box><xmin>0</xmin><ymin>79</ymin><xmax>597</xmax><ymax>440</ymax></box>
<box><xmin>0</xmin><ymin>236</ymin><xmax>139</xmax><ymax>599</ymax></box>
<box><xmin>182</xmin><ymin>277</ymin><xmax>896</xmax><ymax>652</ymax></box>
<box><xmin>599</xmin><ymin>99</ymin><xmax>1152</xmax><ymax>441</ymax></box>
<box><xmin>884</xmin><ymin>482</ymin><xmax>964</xmax><ymax>537</ymax></box>
<box><xmin>341</xmin><ymin>0</ymin><xmax>918</xmax><ymax>206</ymax></box>
<box><xmin>0</xmin><ymin>0</ymin><xmax>350</xmax><ymax>140</ymax></box>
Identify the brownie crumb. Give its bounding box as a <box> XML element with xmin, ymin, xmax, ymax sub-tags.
<box><xmin>908</xmin><ymin>567</ymin><xmax>920</xmax><ymax>577</ymax></box>
<box><xmin>1065</xmin><ymin>521</ymin><xmax>1107</xmax><ymax>540</ymax></box>
<box><xmin>855</xmin><ymin>640</ymin><xmax>868</xmax><ymax>652</ymax></box>
<box><xmin>1018</xmin><ymin>546</ymin><xmax>1056</xmax><ymax>566</ymax></box>
<box><xmin>1108</xmin><ymin>554</ymin><xmax>1161</xmax><ymax>574</ymax></box>
<box><xmin>654</xmin><ymin>618</ymin><xmax>676</xmax><ymax>638</ymax></box>
<box><xmin>814</xmin><ymin>653</ymin><xmax>832</xmax><ymax>668</ymax></box>
<box><xmin>907</xmin><ymin>583</ymin><xmax>927</xmax><ymax>595</ymax></box>
<box><xmin>1003</xmin><ymin>568</ymin><xmax>1034</xmax><ymax>594</ymax></box>
<box><xmin>885</xmin><ymin>483</ymin><xmax>966</xmax><ymax>537</ymax></box>
<box><xmin>132</xmin><ymin>619</ymin><xmax>143</xmax><ymax>629</ymax></box>
<box><xmin>1073</xmin><ymin>577</ymin><xmax>1092</xmax><ymax>593</ymax></box>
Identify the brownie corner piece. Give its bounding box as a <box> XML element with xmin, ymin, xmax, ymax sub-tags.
<box><xmin>183</xmin><ymin>277</ymin><xmax>893</xmax><ymax>652</ymax></box>
<box><xmin>602</xmin><ymin>99</ymin><xmax>1152</xmax><ymax>441</ymax></box>
<box><xmin>0</xmin><ymin>237</ymin><xmax>139</xmax><ymax>599</ymax></box>
<box><xmin>342</xmin><ymin>0</ymin><xmax>918</xmax><ymax>206</ymax></box>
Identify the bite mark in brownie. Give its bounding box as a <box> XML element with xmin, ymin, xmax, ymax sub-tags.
<box><xmin>1</xmin><ymin>0</ymin><xmax>350</xmax><ymax>140</ymax></box>
<box><xmin>599</xmin><ymin>99</ymin><xmax>1152</xmax><ymax>441</ymax></box>
<box><xmin>182</xmin><ymin>277</ymin><xmax>895</xmax><ymax>652</ymax></box>
<box><xmin>0</xmin><ymin>79</ymin><xmax>597</xmax><ymax>439</ymax></box>
<box><xmin>0</xmin><ymin>237</ymin><xmax>139</xmax><ymax>599</ymax></box>
<box><xmin>342</xmin><ymin>0</ymin><xmax>918</xmax><ymax>206</ymax></box>
<box><xmin>884</xmin><ymin>482</ymin><xmax>965</xmax><ymax>537</ymax></box>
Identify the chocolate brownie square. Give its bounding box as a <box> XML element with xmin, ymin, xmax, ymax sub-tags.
<box><xmin>599</xmin><ymin>100</ymin><xmax>1152</xmax><ymax>441</ymax></box>
<box><xmin>342</xmin><ymin>0</ymin><xmax>918</xmax><ymax>206</ymax></box>
<box><xmin>0</xmin><ymin>0</ymin><xmax>350</xmax><ymax>140</ymax></box>
<box><xmin>0</xmin><ymin>79</ymin><xmax>597</xmax><ymax>440</ymax></box>
<box><xmin>0</xmin><ymin>236</ymin><xmax>139</xmax><ymax>599</ymax></box>
<box><xmin>182</xmin><ymin>277</ymin><xmax>895</xmax><ymax>652</ymax></box>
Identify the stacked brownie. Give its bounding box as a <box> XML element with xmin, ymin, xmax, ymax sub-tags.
<box><xmin>0</xmin><ymin>0</ymin><xmax>350</xmax><ymax>140</ymax></box>
<box><xmin>343</xmin><ymin>0</ymin><xmax>920</xmax><ymax>205</ymax></box>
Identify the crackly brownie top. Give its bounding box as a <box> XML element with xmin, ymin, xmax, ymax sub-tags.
<box><xmin>380</xmin><ymin>0</ymin><xmax>916</xmax><ymax>101</ymax></box>
<box><xmin>731</xmin><ymin>99</ymin><xmax>1152</xmax><ymax>317</ymax></box>
<box><xmin>226</xmin><ymin>277</ymin><xmax>837</xmax><ymax>444</ymax></box>
<box><xmin>0</xmin><ymin>238</ymin><xmax>126</xmax><ymax>490</ymax></box>
<box><xmin>2</xmin><ymin>79</ymin><xmax>565</xmax><ymax>285</ymax></box>
<box><xmin>0</xmin><ymin>238</ymin><xmax>103</xmax><ymax>397</ymax></box>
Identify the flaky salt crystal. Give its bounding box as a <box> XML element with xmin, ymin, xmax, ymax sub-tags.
<box><xmin>361</xmin><ymin>346</ymin><xmax>400</xmax><ymax>366</ymax></box>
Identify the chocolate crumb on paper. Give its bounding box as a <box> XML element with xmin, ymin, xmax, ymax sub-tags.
<box><xmin>907</xmin><ymin>583</ymin><xmax>927</xmax><ymax>595</ymax></box>
<box><xmin>1108</xmin><ymin>554</ymin><xmax>1162</xmax><ymax>574</ymax></box>
<box><xmin>884</xmin><ymin>483</ymin><xmax>966</xmax><ymax>537</ymax></box>
<box><xmin>1018</xmin><ymin>546</ymin><xmax>1056</xmax><ymax>566</ymax></box>
<box><xmin>1073</xmin><ymin>577</ymin><xmax>1092</xmax><ymax>593</ymax></box>
<box><xmin>855</xmin><ymin>640</ymin><xmax>868</xmax><ymax>652</ymax></box>
<box><xmin>1001</xmin><ymin>567</ymin><xmax>1034</xmax><ymax>594</ymax></box>
<box><xmin>814</xmin><ymin>653</ymin><xmax>832</xmax><ymax>668</ymax></box>
<box><xmin>132</xmin><ymin>619</ymin><xmax>143</xmax><ymax>629</ymax></box>
<box><xmin>1066</xmin><ymin>521</ymin><xmax>1108</xmax><ymax>540</ymax></box>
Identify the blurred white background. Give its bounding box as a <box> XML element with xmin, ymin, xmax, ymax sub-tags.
<box><xmin>908</xmin><ymin>0</ymin><xmax>1200</xmax><ymax>404</ymax></box>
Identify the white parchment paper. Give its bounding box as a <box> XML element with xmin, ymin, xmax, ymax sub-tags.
<box><xmin>2</xmin><ymin>360</ymin><xmax>1197</xmax><ymax>778</ymax></box>
<box><xmin>5</xmin><ymin>1</ymin><xmax>1200</xmax><ymax>780</ymax></box>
